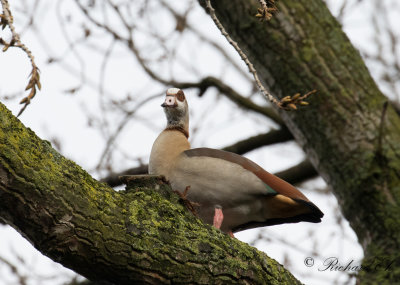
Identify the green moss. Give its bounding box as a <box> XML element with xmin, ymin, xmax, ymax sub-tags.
<box><xmin>1</xmin><ymin>97</ymin><xmax>303</xmax><ymax>283</ymax></box>
<box><xmin>209</xmin><ymin>0</ymin><xmax>400</xmax><ymax>283</ymax></box>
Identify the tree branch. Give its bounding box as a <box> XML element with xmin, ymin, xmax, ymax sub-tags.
<box><xmin>0</xmin><ymin>102</ymin><xmax>302</xmax><ymax>284</ymax></box>
<box><xmin>203</xmin><ymin>0</ymin><xmax>281</xmax><ymax>106</ymax></box>
<box><xmin>274</xmin><ymin>160</ymin><xmax>318</xmax><ymax>185</ymax></box>
<box><xmin>160</xmin><ymin>0</ymin><xmax>255</xmax><ymax>84</ymax></box>
<box><xmin>74</xmin><ymin>1</ymin><xmax>284</xmax><ymax>125</ymax></box>
<box><xmin>0</xmin><ymin>0</ymin><xmax>41</xmax><ymax>116</ymax></box>
<box><xmin>0</xmin><ymin>255</ymin><xmax>27</xmax><ymax>285</ymax></box>
<box><xmin>201</xmin><ymin>1</ymin><xmax>400</xmax><ymax>283</ymax></box>
<box><xmin>176</xmin><ymin>76</ymin><xmax>283</xmax><ymax>125</ymax></box>
<box><xmin>101</xmin><ymin>164</ymin><xmax>148</xmax><ymax>189</ymax></box>
<box><xmin>221</xmin><ymin>127</ymin><xmax>293</xmax><ymax>154</ymax></box>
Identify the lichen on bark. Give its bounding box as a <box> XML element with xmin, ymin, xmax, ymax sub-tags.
<box><xmin>0</xmin><ymin>101</ymin><xmax>302</xmax><ymax>284</ymax></box>
<box><xmin>201</xmin><ymin>0</ymin><xmax>400</xmax><ymax>283</ymax></box>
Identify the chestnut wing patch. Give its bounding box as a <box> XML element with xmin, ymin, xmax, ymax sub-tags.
<box><xmin>184</xmin><ymin>148</ymin><xmax>304</xmax><ymax>199</ymax></box>
<box><xmin>184</xmin><ymin>148</ymin><xmax>324</xmax><ymax>226</ymax></box>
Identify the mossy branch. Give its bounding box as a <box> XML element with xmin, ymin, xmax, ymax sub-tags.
<box><xmin>0</xmin><ymin>102</ymin><xmax>301</xmax><ymax>284</ymax></box>
<box><xmin>201</xmin><ymin>0</ymin><xmax>400</xmax><ymax>283</ymax></box>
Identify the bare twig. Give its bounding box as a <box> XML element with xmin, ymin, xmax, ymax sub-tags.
<box><xmin>55</xmin><ymin>0</ymin><xmax>86</xmax><ymax>89</ymax></box>
<box><xmin>204</xmin><ymin>0</ymin><xmax>281</xmax><ymax>107</ymax></box>
<box><xmin>72</xmin><ymin>1</ymin><xmax>286</xmax><ymax>124</ymax></box>
<box><xmin>75</xmin><ymin>0</ymin><xmax>302</xmax><ymax>118</ymax></box>
<box><xmin>95</xmin><ymin>93</ymin><xmax>160</xmax><ymax>171</ymax></box>
<box><xmin>204</xmin><ymin>0</ymin><xmax>315</xmax><ymax>110</ymax></box>
<box><xmin>160</xmin><ymin>0</ymin><xmax>254</xmax><ymax>84</ymax></box>
<box><xmin>0</xmin><ymin>256</ymin><xmax>27</xmax><ymax>285</ymax></box>
<box><xmin>0</xmin><ymin>0</ymin><xmax>41</xmax><ymax>116</ymax></box>
<box><xmin>175</xmin><ymin>76</ymin><xmax>284</xmax><ymax>125</ymax></box>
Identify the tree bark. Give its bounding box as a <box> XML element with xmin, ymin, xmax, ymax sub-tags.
<box><xmin>0</xmin><ymin>102</ymin><xmax>302</xmax><ymax>284</ymax></box>
<box><xmin>201</xmin><ymin>0</ymin><xmax>400</xmax><ymax>283</ymax></box>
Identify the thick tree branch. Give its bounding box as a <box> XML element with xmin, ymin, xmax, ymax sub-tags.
<box><xmin>0</xmin><ymin>102</ymin><xmax>302</xmax><ymax>284</ymax></box>
<box><xmin>201</xmin><ymin>1</ymin><xmax>400</xmax><ymax>283</ymax></box>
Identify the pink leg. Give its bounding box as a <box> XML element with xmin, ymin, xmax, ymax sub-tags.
<box><xmin>213</xmin><ymin>206</ymin><xmax>224</xmax><ymax>229</ymax></box>
<box><xmin>228</xmin><ymin>231</ymin><xmax>235</xmax><ymax>238</ymax></box>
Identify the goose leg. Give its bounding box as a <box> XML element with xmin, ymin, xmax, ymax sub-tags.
<box><xmin>213</xmin><ymin>205</ymin><xmax>224</xmax><ymax>229</ymax></box>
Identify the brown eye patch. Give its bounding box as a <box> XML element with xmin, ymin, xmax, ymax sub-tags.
<box><xmin>176</xmin><ymin>90</ymin><xmax>185</xmax><ymax>102</ymax></box>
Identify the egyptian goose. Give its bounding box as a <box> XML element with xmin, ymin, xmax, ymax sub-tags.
<box><xmin>149</xmin><ymin>88</ymin><xmax>323</xmax><ymax>234</ymax></box>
